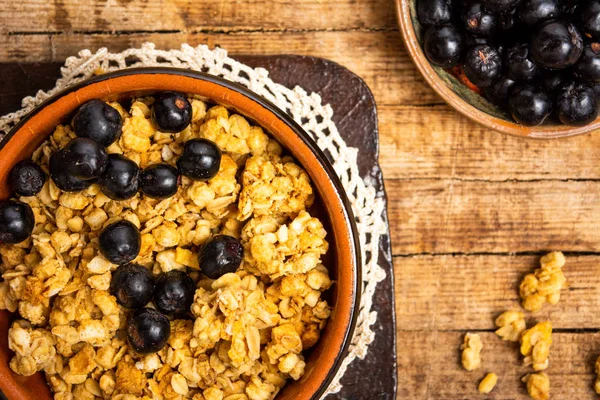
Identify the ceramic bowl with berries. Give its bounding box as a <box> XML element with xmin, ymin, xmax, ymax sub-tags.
<box><xmin>0</xmin><ymin>68</ymin><xmax>360</xmax><ymax>400</ymax></box>
<box><xmin>396</xmin><ymin>0</ymin><xmax>600</xmax><ymax>138</ymax></box>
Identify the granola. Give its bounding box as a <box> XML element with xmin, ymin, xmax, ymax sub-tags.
<box><xmin>495</xmin><ymin>310</ymin><xmax>526</xmax><ymax>342</ymax></box>
<box><xmin>520</xmin><ymin>252</ymin><xmax>567</xmax><ymax>312</ymax></box>
<box><xmin>478</xmin><ymin>372</ymin><xmax>498</xmax><ymax>394</ymax></box>
<box><xmin>523</xmin><ymin>372</ymin><xmax>550</xmax><ymax>400</ymax></box>
<box><xmin>0</xmin><ymin>96</ymin><xmax>332</xmax><ymax>399</ymax></box>
<box><xmin>520</xmin><ymin>321</ymin><xmax>552</xmax><ymax>371</ymax></box>
<box><xmin>460</xmin><ymin>333</ymin><xmax>483</xmax><ymax>371</ymax></box>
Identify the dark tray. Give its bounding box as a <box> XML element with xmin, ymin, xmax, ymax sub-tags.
<box><xmin>0</xmin><ymin>55</ymin><xmax>397</xmax><ymax>399</ymax></box>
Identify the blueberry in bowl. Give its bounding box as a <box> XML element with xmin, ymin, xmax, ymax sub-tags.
<box><xmin>127</xmin><ymin>307</ymin><xmax>171</xmax><ymax>354</ymax></box>
<box><xmin>0</xmin><ymin>200</ymin><xmax>35</xmax><ymax>245</ymax></box>
<box><xmin>8</xmin><ymin>160</ymin><xmax>45</xmax><ymax>197</ymax></box>
<box><xmin>461</xmin><ymin>2</ymin><xmax>498</xmax><ymax>38</ymax></box>
<box><xmin>423</xmin><ymin>24</ymin><xmax>465</xmax><ymax>67</ymax></box>
<box><xmin>72</xmin><ymin>99</ymin><xmax>122</xmax><ymax>146</ymax></box>
<box><xmin>110</xmin><ymin>263</ymin><xmax>155</xmax><ymax>309</ymax></box>
<box><xmin>139</xmin><ymin>163</ymin><xmax>179</xmax><ymax>199</ymax></box>
<box><xmin>397</xmin><ymin>0</ymin><xmax>600</xmax><ymax>137</ymax></box>
<box><xmin>153</xmin><ymin>270</ymin><xmax>195</xmax><ymax>316</ymax></box>
<box><xmin>97</xmin><ymin>153</ymin><xmax>140</xmax><ymax>200</ymax></box>
<box><xmin>99</xmin><ymin>220</ymin><xmax>141</xmax><ymax>265</ymax></box>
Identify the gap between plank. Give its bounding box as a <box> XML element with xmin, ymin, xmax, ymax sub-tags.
<box><xmin>392</xmin><ymin>251</ymin><xmax>600</xmax><ymax>258</ymax></box>
<box><xmin>385</xmin><ymin>177</ymin><xmax>600</xmax><ymax>183</ymax></box>
<box><xmin>397</xmin><ymin>328</ymin><xmax>600</xmax><ymax>333</ymax></box>
<box><xmin>5</xmin><ymin>26</ymin><xmax>396</xmax><ymax>36</ymax></box>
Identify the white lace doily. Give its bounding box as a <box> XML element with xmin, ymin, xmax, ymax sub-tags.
<box><xmin>0</xmin><ymin>43</ymin><xmax>387</xmax><ymax>396</ymax></box>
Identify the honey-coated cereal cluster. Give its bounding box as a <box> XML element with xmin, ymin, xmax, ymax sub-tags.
<box><xmin>519</xmin><ymin>251</ymin><xmax>567</xmax><ymax>313</ymax></box>
<box><xmin>0</xmin><ymin>96</ymin><xmax>333</xmax><ymax>400</ymax></box>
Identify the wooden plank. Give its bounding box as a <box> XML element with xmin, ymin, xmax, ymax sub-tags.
<box><xmin>0</xmin><ymin>31</ymin><xmax>441</xmax><ymax>106</ymax></box>
<box><xmin>0</xmin><ymin>0</ymin><xmax>397</xmax><ymax>33</ymax></box>
<box><xmin>396</xmin><ymin>331</ymin><xmax>600</xmax><ymax>399</ymax></box>
<box><xmin>387</xmin><ymin>180</ymin><xmax>600</xmax><ymax>254</ymax></box>
<box><xmin>394</xmin><ymin>255</ymin><xmax>600</xmax><ymax>331</ymax></box>
<box><xmin>379</xmin><ymin>105</ymin><xmax>600</xmax><ymax>181</ymax></box>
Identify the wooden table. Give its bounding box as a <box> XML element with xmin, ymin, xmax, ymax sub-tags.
<box><xmin>3</xmin><ymin>1</ymin><xmax>600</xmax><ymax>399</ymax></box>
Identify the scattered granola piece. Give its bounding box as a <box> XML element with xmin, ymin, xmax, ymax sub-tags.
<box><xmin>521</xmin><ymin>321</ymin><xmax>552</xmax><ymax>371</ymax></box>
<box><xmin>495</xmin><ymin>310</ymin><xmax>527</xmax><ymax>342</ymax></box>
<box><xmin>519</xmin><ymin>251</ymin><xmax>566</xmax><ymax>312</ymax></box>
<box><xmin>478</xmin><ymin>373</ymin><xmax>498</xmax><ymax>394</ymax></box>
<box><xmin>461</xmin><ymin>333</ymin><xmax>483</xmax><ymax>371</ymax></box>
<box><xmin>523</xmin><ymin>372</ymin><xmax>550</xmax><ymax>400</ymax></box>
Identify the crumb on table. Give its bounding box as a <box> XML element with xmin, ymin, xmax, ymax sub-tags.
<box><xmin>461</xmin><ymin>333</ymin><xmax>483</xmax><ymax>372</ymax></box>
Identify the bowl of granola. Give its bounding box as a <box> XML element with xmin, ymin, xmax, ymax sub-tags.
<box><xmin>0</xmin><ymin>68</ymin><xmax>360</xmax><ymax>400</ymax></box>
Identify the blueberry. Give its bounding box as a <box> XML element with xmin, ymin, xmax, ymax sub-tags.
<box><xmin>62</xmin><ymin>137</ymin><xmax>108</xmax><ymax>180</ymax></box>
<box><xmin>199</xmin><ymin>235</ymin><xmax>244</xmax><ymax>279</ymax></box>
<box><xmin>540</xmin><ymin>70</ymin><xmax>567</xmax><ymax>92</ymax></box>
<box><xmin>110</xmin><ymin>264</ymin><xmax>155</xmax><ymax>309</ymax></box>
<box><xmin>484</xmin><ymin>76</ymin><xmax>516</xmax><ymax>107</ymax></box>
<box><xmin>508</xmin><ymin>84</ymin><xmax>554</xmax><ymax>125</ymax></box>
<box><xmin>484</xmin><ymin>0</ymin><xmax>522</xmax><ymax>13</ymax></box>
<box><xmin>151</xmin><ymin>92</ymin><xmax>192</xmax><ymax>133</ymax></box>
<box><xmin>177</xmin><ymin>139</ymin><xmax>222</xmax><ymax>181</ymax></box>
<box><xmin>154</xmin><ymin>271</ymin><xmax>196</xmax><ymax>316</ymax></box>
<box><xmin>505</xmin><ymin>42</ymin><xmax>539</xmax><ymax>82</ymax></box>
<box><xmin>72</xmin><ymin>99</ymin><xmax>123</xmax><ymax>146</ymax></box>
<box><xmin>9</xmin><ymin>160</ymin><xmax>45</xmax><ymax>197</ymax></box>
<box><xmin>530</xmin><ymin>20</ymin><xmax>583</xmax><ymax>69</ymax></box>
<box><xmin>580</xmin><ymin>0</ymin><xmax>600</xmax><ymax>40</ymax></box>
<box><xmin>416</xmin><ymin>0</ymin><xmax>453</xmax><ymax>26</ymax></box>
<box><xmin>98</xmin><ymin>154</ymin><xmax>140</xmax><ymax>200</ymax></box>
<box><xmin>423</xmin><ymin>24</ymin><xmax>465</xmax><ymax>68</ymax></box>
<box><xmin>517</xmin><ymin>0</ymin><xmax>561</xmax><ymax>25</ymax></box>
<box><xmin>592</xmin><ymin>81</ymin><xmax>600</xmax><ymax>102</ymax></box>
<box><xmin>499</xmin><ymin>10</ymin><xmax>517</xmax><ymax>31</ymax></box>
<box><xmin>127</xmin><ymin>307</ymin><xmax>170</xmax><ymax>354</ymax></box>
<box><xmin>465</xmin><ymin>35</ymin><xmax>491</xmax><ymax>48</ymax></box>
<box><xmin>139</xmin><ymin>164</ymin><xmax>179</xmax><ymax>199</ymax></box>
<box><xmin>462</xmin><ymin>3</ymin><xmax>498</xmax><ymax>37</ymax></box>
<box><xmin>556</xmin><ymin>82</ymin><xmax>598</xmax><ymax>125</ymax></box>
<box><xmin>561</xmin><ymin>0</ymin><xmax>579</xmax><ymax>15</ymax></box>
<box><xmin>573</xmin><ymin>42</ymin><xmax>600</xmax><ymax>82</ymax></box>
<box><xmin>463</xmin><ymin>45</ymin><xmax>503</xmax><ymax>88</ymax></box>
<box><xmin>99</xmin><ymin>220</ymin><xmax>141</xmax><ymax>265</ymax></box>
<box><xmin>49</xmin><ymin>151</ymin><xmax>92</xmax><ymax>193</ymax></box>
<box><xmin>0</xmin><ymin>201</ymin><xmax>35</xmax><ymax>244</ymax></box>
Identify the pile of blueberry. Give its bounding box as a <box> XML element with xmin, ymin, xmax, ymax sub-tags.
<box><xmin>418</xmin><ymin>0</ymin><xmax>600</xmax><ymax>126</ymax></box>
<box><xmin>102</xmin><ymin>217</ymin><xmax>243</xmax><ymax>353</ymax></box>
<box><xmin>0</xmin><ymin>92</ymin><xmax>246</xmax><ymax>354</ymax></box>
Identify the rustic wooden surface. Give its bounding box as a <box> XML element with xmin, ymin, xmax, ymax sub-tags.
<box><xmin>3</xmin><ymin>1</ymin><xmax>600</xmax><ymax>399</ymax></box>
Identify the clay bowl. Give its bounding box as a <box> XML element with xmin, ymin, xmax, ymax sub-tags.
<box><xmin>396</xmin><ymin>0</ymin><xmax>600</xmax><ymax>139</ymax></box>
<box><xmin>0</xmin><ymin>68</ymin><xmax>361</xmax><ymax>400</ymax></box>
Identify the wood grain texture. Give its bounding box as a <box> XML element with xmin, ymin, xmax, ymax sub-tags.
<box><xmin>396</xmin><ymin>331</ymin><xmax>600</xmax><ymax>400</ymax></box>
<box><xmin>395</xmin><ymin>255</ymin><xmax>600</xmax><ymax>330</ymax></box>
<box><xmin>4</xmin><ymin>0</ymin><xmax>600</xmax><ymax>397</ymax></box>
<box><xmin>388</xmin><ymin>180</ymin><xmax>600</xmax><ymax>254</ymax></box>
<box><xmin>379</xmin><ymin>105</ymin><xmax>600</xmax><ymax>180</ymax></box>
<box><xmin>0</xmin><ymin>0</ymin><xmax>397</xmax><ymax>33</ymax></box>
<box><xmin>0</xmin><ymin>31</ymin><xmax>441</xmax><ymax>107</ymax></box>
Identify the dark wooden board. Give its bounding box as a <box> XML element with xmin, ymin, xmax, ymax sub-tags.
<box><xmin>0</xmin><ymin>56</ymin><xmax>397</xmax><ymax>399</ymax></box>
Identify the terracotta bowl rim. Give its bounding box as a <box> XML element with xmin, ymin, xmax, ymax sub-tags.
<box><xmin>2</xmin><ymin>67</ymin><xmax>361</xmax><ymax>400</ymax></box>
<box><xmin>395</xmin><ymin>0</ymin><xmax>600</xmax><ymax>139</ymax></box>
